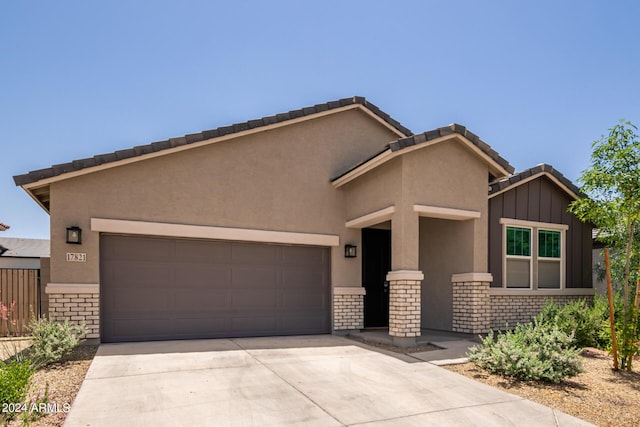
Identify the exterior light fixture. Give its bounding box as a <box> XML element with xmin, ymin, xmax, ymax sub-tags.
<box><xmin>66</xmin><ymin>226</ymin><xmax>82</xmax><ymax>244</ymax></box>
<box><xmin>344</xmin><ymin>244</ymin><xmax>357</xmax><ymax>258</ymax></box>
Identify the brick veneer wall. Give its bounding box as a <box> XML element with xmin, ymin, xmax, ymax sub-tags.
<box><xmin>48</xmin><ymin>292</ymin><xmax>99</xmax><ymax>339</ymax></box>
<box><xmin>452</xmin><ymin>279</ymin><xmax>491</xmax><ymax>334</ymax></box>
<box><xmin>333</xmin><ymin>293</ymin><xmax>364</xmax><ymax>331</ymax></box>
<box><xmin>490</xmin><ymin>294</ymin><xmax>591</xmax><ymax>330</ymax></box>
<box><xmin>388</xmin><ymin>280</ymin><xmax>421</xmax><ymax>338</ymax></box>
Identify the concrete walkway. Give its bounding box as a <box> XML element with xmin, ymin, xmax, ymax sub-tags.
<box><xmin>349</xmin><ymin>328</ymin><xmax>479</xmax><ymax>365</ymax></box>
<box><xmin>64</xmin><ymin>335</ymin><xmax>592</xmax><ymax>426</ymax></box>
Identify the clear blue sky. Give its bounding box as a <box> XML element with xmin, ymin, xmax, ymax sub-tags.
<box><xmin>1</xmin><ymin>1</ymin><xmax>638</xmax><ymax>239</ymax></box>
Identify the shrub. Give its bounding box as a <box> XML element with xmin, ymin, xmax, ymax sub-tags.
<box><xmin>536</xmin><ymin>298</ymin><xmax>607</xmax><ymax>348</ymax></box>
<box><xmin>28</xmin><ymin>316</ymin><xmax>84</xmax><ymax>368</ymax></box>
<box><xmin>0</xmin><ymin>359</ymin><xmax>34</xmax><ymax>421</ymax></box>
<box><xmin>468</xmin><ymin>320</ymin><xmax>583</xmax><ymax>383</ymax></box>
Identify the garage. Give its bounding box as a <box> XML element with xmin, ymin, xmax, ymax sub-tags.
<box><xmin>100</xmin><ymin>234</ymin><xmax>331</xmax><ymax>342</ymax></box>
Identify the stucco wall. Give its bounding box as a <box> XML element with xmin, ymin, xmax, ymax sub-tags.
<box><xmin>49</xmin><ymin>108</ymin><xmax>400</xmax><ymax>287</ymax></box>
<box><xmin>419</xmin><ymin>217</ymin><xmax>474</xmax><ymax>330</ymax></box>
<box><xmin>406</xmin><ymin>140</ymin><xmax>490</xmax><ymax>273</ymax></box>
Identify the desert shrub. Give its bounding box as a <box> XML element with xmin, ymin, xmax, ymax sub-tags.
<box><xmin>0</xmin><ymin>359</ymin><xmax>34</xmax><ymax>421</ymax></box>
<box><xmin>536</xmin><ymin>298</ymin><xmax>607</xmax><ymax>348</ymax></box>
<box><xmin>469</xmin><ymin>320</ymin><xmax>582</xmax><ymax>383</ymax></box>
<box><xmin>28</xmin><ymin>316</ymin><xmax>83</xmax><ymax>368</ymax></box>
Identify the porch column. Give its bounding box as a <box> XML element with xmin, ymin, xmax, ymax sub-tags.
<box><xmin>387</xmin><ymin>270</ymin><xmax>423</xmax><ymax>347</ymax></box>
<box><xmin>451</xmin><ymin>273</ymin><xmax>491</xmax><ymax>334</ymax></box>
<box><xmin>388</xmin><ymin>208</ymin><xmax>423</xmax><ymax>346</ymax></box>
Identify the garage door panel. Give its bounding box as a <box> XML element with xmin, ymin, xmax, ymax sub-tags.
<box><xmin>106</xmin><ymin>236</ymin><xmax>173</xmax><ymax>261</ymax></box>
<box><xmin>230</xmin><ymin>316</ymin><xmax>277</xmax><ymax>333</ymax></box>
<box><xmin>230</xmin><ymin>290</ymin><xmax>279</xmax><ymax>309</ymax></box>
<box><xmin>282</xmin><ymin>291</ymin><xmax>327</xmax><ymax>310</ymax></box>
<box><xmin>231</xmin><ymin>266</ymin><xmax>277</xmax><ymax>288</ymax></box>
<box><xmin>174</xmin><ymin>290</ymin><xmax>227</xmax><ymax>310</ymax></box>
<box><xmin>232</xmin><ymin>244</ymin><xmax>278</xmax><ymax>264</ymax></box>
<box><xmin>282</xmin><ymin>245</ymin><xmax>326</xmax><ymax>265</ymax></box>
<box><xmin>109</xmin><ymin>262</ymin><xmax>172</xmax><ymax>288</ymax></box>
<box><xmin>100</xmin><ymin>234</ymin><xmax>330</xmax><ymax>342</ymax></box>
<box><xmin>282</xmin><ymin>269</ymin><xmax>327</xmax><ymax>289</ymax></box>
<box><xmin>174</xmin><ymin>264</ymin><xmax>230</xmax><ymax>288</ymax></box>
<box><xmin>174</xmin><ymin>239</ymin><xmax>232</xmax><ymax>263</ymax></box>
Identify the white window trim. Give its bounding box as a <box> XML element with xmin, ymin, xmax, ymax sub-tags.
<box><xmin>500</xmin><ymin>218</ymin><xmax>566</xmax><ymax>290</ymax></box>
<box><xmin>503</xmin><ymin>225</ymin><xmax>533</xmax><ymax>289</ymax></box>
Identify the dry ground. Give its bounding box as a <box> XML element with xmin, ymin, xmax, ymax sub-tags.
<box><xmin>4</xmin><ymin>345</ymin><xmax>97</xmax><ymax>427</ymax></box>
<box><xmin>445</xmin><ymin>348</ymin><xmax>640</xmax><ymax>427</ymax></box>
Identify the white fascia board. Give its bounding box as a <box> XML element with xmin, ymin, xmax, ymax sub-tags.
<box><xmin>413</xmin><ymin>205</ymin><xmax>481</xmax><ymax>221</ymax></box>
<box><xmin>345</xmin><ymin>206</ymin><xmax>395</xmax><ymax>229</ymax></box>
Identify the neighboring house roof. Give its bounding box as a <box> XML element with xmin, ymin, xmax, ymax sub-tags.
<box><xmin>488</xmin><ymin>163</ymin><xmax>581</xmax><ymax>199</ymax></box>
<box><xmin>331</xmin><ymin>123</ymin><xmax>515</xmax><ymax>187</ymax></box>
<box><xmin>0</xmin><ymin>223</ymin><xmax>9</xmax><ymax>231</ymax></box>
<box><xmin>0</xmin><ymin>238</ymin><xmax>50</xmax><ymax>258</ymax></box>
<box><xmin>13</xmin><ymin>96</ymin><xmax>414</xmax><ymax>212</ymax></box>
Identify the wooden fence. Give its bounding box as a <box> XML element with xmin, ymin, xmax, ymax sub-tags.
<box><xmin>0</xmin><ymin>269</ymin><xmax>40</xmax><ymax>336</ymax></box>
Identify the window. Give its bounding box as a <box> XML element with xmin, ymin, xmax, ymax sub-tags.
<box><xmin>501</xmin><ymin>219</ymin><xmax>566</xmax><ymax>289</ymax></box>
<box><xmin>506</xmin><ymin>226</ymin><xmax>531</xmax><ymax>288</ymax></box>
<box><xmin>538</xmin><ymin>229</ymin><xmax>561</xmax><ymax>288</ymax></box>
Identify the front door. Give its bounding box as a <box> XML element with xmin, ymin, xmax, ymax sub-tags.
<box><xmin>362</xmin><ymin>228</ymin><xmax>391</xmax><ymax>327</ymax></box>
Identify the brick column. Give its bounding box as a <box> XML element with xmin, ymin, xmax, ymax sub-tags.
<box><xmin>451</xmin><ymin>273</ymin><xmax>491</xmax><ymax>334</ymax></box>
<box><xmin>46</xmin><ymin>283</ymin><xmax>100</xmax><ymax>340</ymax></box>
<box><xmin>333</xmin><ymin>287</ymin><xmax>365</xmax><ymax>332</ymax></box>
<box><xmin>387</xmin><ymin>270</ymin><xmax>423</xmax><ymax>347</ymax></box>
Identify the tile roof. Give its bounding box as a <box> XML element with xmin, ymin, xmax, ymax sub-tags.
<box><xmin>389</xmin><ymin>123</ymin><xmax>514</xmax><ymax>173</ymax></box>
<box><xmin>13</xmin><ymin>96</ymin><xmax>411</xmax><ymax>187</ymax></box>
<box><xmin>0</xmin><ymin>238</ymin><xmax>50</xmax><ymax>258</ymax></box>
<box><xmin>489</xmin><ymin>163</ymin><xmax>581</xmax><ymax>197</ymax></box>
<box><xmin>331</xmin><ymin>123</ymin><xmax>515</xmax><ymax>182</ymax></box>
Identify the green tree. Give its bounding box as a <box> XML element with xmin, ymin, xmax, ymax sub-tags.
<box><xmin>569</xmin><ymin>120</ymin><xmax>640</xmax><ymax>370</ymax></box>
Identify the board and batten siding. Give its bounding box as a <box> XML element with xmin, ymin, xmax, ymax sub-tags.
<box><xmin>488</xmin><ymin>176</ymin><xmax>592</xmax><ymax>288</ymax></box>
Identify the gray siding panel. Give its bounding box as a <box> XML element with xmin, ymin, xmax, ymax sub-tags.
<box><xmin>488</xmin><ymin>176</ymin><xmax>592</xmax><ymax>288</ymax></box>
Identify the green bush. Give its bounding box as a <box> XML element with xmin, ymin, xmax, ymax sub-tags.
<box><xmin>28</xmin><ymin>316</ymin><xmax>84</xmax><ymax>368</ymax></box>
<box><xmin>536</xmin><ymin>298</ymin><xmax>607</xmax><ymax>348</ymax></box>
<box><xmin>0</xmin><ymin>359</ymin><xmax>34</xmax><ymax>421</ymax></box>
<box><xmin>468</xmin><ymin>320</ymin><xmax>583</xmax><ymax>383</ymax></box>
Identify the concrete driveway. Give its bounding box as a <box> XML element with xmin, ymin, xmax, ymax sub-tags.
<box><xmin>64</xmin><ymin>335</ymin><xmax>592</xmax><ymax>426</ymax></box>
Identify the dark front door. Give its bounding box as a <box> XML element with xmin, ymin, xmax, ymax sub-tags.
<box><xmin>362</xmin><ymin>228</ymin><xmax>391</xmax><ymax>327</ymax></box>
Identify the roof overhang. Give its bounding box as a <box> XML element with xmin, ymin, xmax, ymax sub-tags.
<box><xmin>18</xmin><ymin>102</ymin><xmax>409</xmax><ymax>213</ymax></box>
<box><xmin>489</xmin><ymin>170</ymin><xmax>579</xmax><ymax>200</ymax></box>
<box><xmin>332</xmin><ymin>133</ymin><xmax>512</xmax><ymax>188</ymax></box>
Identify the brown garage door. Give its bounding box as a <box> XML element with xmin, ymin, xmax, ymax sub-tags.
<box><xmin>100</xmin><ymin>234</ymin><xmax>331</xmax><ymax>342</ymax></box>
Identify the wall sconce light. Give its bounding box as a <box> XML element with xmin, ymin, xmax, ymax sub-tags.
<box><xmin>344</xmin><ymin>244</ymin><xmax>357</xmax><ymax>258</ymax></box>
<box><xmin>66</xmin><ymin>226</ymin><xmax>82</xmax><ymax>244</ymax></box>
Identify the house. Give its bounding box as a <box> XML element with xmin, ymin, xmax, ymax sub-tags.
<box><xmin>13</xmin><ymin>97</ymin><xmax>594</xmax><ymax>345</ymax></box>
<box><xmin>0</xmin><ymin>237</ymin><xmax>50</xmax><ymax>269</ymax></box>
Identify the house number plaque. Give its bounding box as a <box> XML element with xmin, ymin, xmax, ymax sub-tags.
<box><xmin>66</xmin><ymin>253</ymin><xmax>87</xmax><ymax>262</ymax></box>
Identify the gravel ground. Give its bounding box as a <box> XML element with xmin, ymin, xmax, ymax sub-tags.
<box><xmin>444</xmin><ymin>348</ymin><xmax>640</xmax><ymax>427</ymax></box>
<box><xmin>5</xmin><ymin>345</ymin><xmax>98</xmax><ymax>427</ymax></box>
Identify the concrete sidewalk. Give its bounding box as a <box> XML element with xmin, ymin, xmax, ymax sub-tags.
<box><xmin>64</xmin><ymin>335</ymin><xmax>592</xmax><ymax>426</ymax></box>
<box><xmin>349</xmin><ymin>328</ymin><xmax>479</xmax><ymax>365</ymax></box>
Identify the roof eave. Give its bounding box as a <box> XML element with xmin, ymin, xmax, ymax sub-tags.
<box><xmin>14</xmin><ymin>100</ymin><xmax>411</xmax><ymax>190</ymax></box>
<box><xmin>332</xmin><ymin>132</ymin><xmax>513</xmax><ymax>188</ymax></box>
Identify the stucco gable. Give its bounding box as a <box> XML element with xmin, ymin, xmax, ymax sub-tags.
<box><xmin>332</xmin><ymin>123</ymin><xmax>515</xmax><ymax>188</ymax></box>
<box><xmin>14</xmin><ymin>97</ymin><xmax>412</xmax><ymax>212</ymax></box>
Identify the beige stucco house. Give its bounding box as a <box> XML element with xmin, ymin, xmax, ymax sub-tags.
<box><xmin>14</xmin><ymin>97</ymin><xmax>594</xmax><ymax>344</ymax></box>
